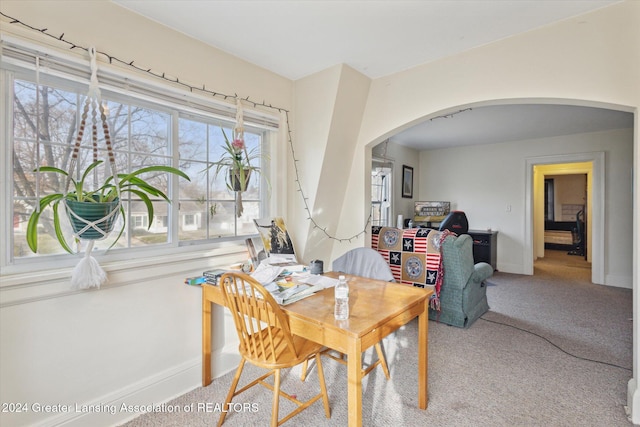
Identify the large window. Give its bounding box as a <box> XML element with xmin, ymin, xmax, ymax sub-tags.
<box><xmin>3</xmin><ymin>47</ymin><xmax>273</xmax><ymax>267</ymax></box>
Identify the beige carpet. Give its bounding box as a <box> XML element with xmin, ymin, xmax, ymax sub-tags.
<box><xmin>121</xmin><ymin>250</ymin><xmax>633</xmax><ymax>426</ymax></box>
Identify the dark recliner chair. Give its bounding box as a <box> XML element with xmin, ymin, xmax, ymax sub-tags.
<box><xmin>439</xmin><ymin>210</ymin><xmax>469</xmax><ymax>234</ymax></box>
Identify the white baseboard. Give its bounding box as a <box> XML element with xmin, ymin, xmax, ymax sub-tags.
<box><xmin>31</xmin><ymin>343</ymin><xmax>242</xmax><ymax>427</ymax></box>
<box><xmin>605</xmin><ymin>274</ymin><xmax>633</xmax><ymax>289</ymax></box>
<box><xmin>494</xmin><ymin>262</ymin><xmax>523</xmax><ymax>274</ymax></box>
<box><xmin>29</xmin><ymin>358</ymin><xmax>198</xmax><ymax>427</ymax></box>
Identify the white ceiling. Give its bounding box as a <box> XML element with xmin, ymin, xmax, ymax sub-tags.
<box><xmin>112</xmin><ymin>0</ymin><xmax>620</xmax><ymax>80</ymax></box>
<box><xmin>111</xmin><ymin>0</ymin><xmax>633</xmax><ymax>150</ymax></box>
<box><xmin>391</xmin><ymin>104</ymin><xmax>633</xmax><ymax>150</ymax></box>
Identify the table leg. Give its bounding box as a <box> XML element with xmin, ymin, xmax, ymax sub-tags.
<box><xmin>202</xmin><ymin>291</ymin><xmax>212</xmax><ymax>386</ymax></box>
<box><xmin>347</xmin><ymin>337</ymin><xmax>363</xmax><ymax>426</ymax></box>
<box><xmin>417</xmin><ymin>302</ymin><xmax>428</xmax><ymax>409</ymax></box>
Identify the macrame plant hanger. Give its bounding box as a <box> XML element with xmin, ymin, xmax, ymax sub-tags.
<box><xmin>234</xmin><ymin>98</ymin><xmax>245</xmax><ymax>217</ymax></box>
<box><xmin>65</xmin><ymin>47</ymin><xmax>121</xmax><ymax>290</ymax></box>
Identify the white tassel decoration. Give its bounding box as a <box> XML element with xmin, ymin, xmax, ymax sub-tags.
<box><xmin>70</xmin><ymin>241</ymin><xmax>107</xmax><ymax>290</ymax></box>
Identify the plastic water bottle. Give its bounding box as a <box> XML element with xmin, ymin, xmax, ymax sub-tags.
<box><xmin>334</xmin><ymin>275</ymin><xmax>349</xmax><ymax>320</ymax></box>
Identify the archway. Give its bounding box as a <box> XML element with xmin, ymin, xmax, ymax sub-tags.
<box><xmin>378</xmin><ymin>98</ymin><xmax>631</xmax><ymax>287</ymax></box>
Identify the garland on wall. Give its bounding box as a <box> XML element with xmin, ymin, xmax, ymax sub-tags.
<box><xmin>0</xmin><ymin>12</ymin><xmax>370</xmax><ymax>243</ymax></box>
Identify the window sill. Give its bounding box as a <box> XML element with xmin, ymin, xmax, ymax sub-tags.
<box><xmin>0</xmin><ymin>241</ymin><xmax>248</xmax><ymax>307</ymax></box>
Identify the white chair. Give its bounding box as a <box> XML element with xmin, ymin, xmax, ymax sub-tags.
<box><xmin>302</xmin><ymin>247</ymin><xmax>393</xmax><ymax>381</ymax></box>
<box><xmin>332</xmin><ymin>247</ymin><xmax>396</xmax><ymax>283</ymax></box>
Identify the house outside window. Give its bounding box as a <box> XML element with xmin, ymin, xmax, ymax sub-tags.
<box><xmin>132</xmin><ymin>215</ymin><xmax>148</xmax><ymax>229</ymax></box>
<box><xmin>157</xmin><ymin>215</ymin><xmax>169</xmax><ymax>228</ymax></box>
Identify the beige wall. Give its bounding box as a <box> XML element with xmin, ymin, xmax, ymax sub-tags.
<box><xmin>291</xmin><ymin>64</ymin><xmax>371</xmax><ymax>263</ymax></box>
<box><xmin>418</xmin><ymin>129</ymin><xmax>631</xmax><ymax>281</ymax></box>
<box><xmin>549</xmin><ymin>174</ymin><xmax>588</xmax><ymax>221</ymax></box>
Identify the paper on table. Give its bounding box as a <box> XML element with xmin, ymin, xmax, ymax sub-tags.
<box><xmin>263</xmin><ymin>282</ymin><xmax>280</xmax><ymax>293</ymax></box>
<box><xmin>300</xmin><ymin>275</ymin><xmax>339</xmax><ymax>289</ymax></box>
<box><xmin>251</xmin><ymin>263</ymin><xmax>284</xmax><ymax>285</ymax></box>
<box><xmin>269</xmin><ymin>276</ymin><xmax>334</xmax><ymax>305</ymax></box>
<box><xmin>269</xmin><ymin>285</ymin><xmax>303</xmax><ymax>304</ymax></box>
<box><xmin>279</xmin><ymin>285</ymin><xmax>320</xmax><ymax>305</ymax></box>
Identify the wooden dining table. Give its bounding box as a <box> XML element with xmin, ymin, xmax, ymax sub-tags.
<box><xmin>202</xmin><ymin>271</ymin><xmax>433</xmax><ymax>426</ymax></box>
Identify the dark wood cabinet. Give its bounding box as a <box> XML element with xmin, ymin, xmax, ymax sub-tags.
<box><xmin>467</xmin><ymin>230</ymin><xmax>498</xmax><ymax>271</ymax></box>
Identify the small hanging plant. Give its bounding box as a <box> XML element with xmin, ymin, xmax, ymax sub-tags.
<box><xmin>208</xmin><ymin>127</ymin><xmax>263</xmax><ymax>192</ymax></box>
<box><xmin>206</xmin><ymin>99</ymin><xmax>268</xmax><ymax>217</ymax></box>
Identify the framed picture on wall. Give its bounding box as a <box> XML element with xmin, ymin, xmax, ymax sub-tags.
<box><xmin>402</xmin><ymin>165</ymin><xmax>413</xmax><ymax>198</ymax></box>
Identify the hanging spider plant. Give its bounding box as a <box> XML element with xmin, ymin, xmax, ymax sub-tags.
<box><xmin>26</xmin><ymin>160</ymin><xmax>190</xmax><ymax>253</ymax></box>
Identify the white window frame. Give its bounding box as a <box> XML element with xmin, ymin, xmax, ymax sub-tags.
<box><xmin>0</xmin><ymin>36</ymin><xmax>280</xmax><ymax>276</ymax></box>
<box><xmin>371</xmin><ymin>159</ymin><xmax>393</xmax><ymax>227</ymax></box>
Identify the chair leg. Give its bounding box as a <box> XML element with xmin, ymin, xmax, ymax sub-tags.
<box><xmin>300</xmin><ymin>358</ymin><xmax>309</xmax><ymax>381</ymax></box>
<box><xmin>319</xmin><ymin>345</ymin><xmax>389</xmax><ymax>379</ymax></box>
<box><xmin>315</xmin><ymin>353</ymin><xmax>331</xmax><ymax>418</ymax></box>
<box><xmin>271</xmin><ymin>368</ymin><xmax>281</xmax><ymax>427</ymax></box>
<box><xmin>375</xmin><ymin>343</ymin><xmax>391</xmax><ymax>380</ymax></box>
<box><xmin>218</xmin><ymin>359</ymin><xmax>246</xmax><ymax>427</ymax></box>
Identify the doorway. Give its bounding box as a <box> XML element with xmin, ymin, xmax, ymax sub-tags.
<box><xmin>538</xmin><ymin>172</ymin><xmax>591</xmax><ymax>277</ymax></box>
<box><xmin>525</xmin><ymin>154</ymin><xmax>604</xmax><ymax>284</ymax></box>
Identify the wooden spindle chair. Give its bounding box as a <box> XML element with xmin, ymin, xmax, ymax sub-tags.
<box><xmin>218</xmin><ymin>272</ymin><xmax>331</xmax><ymax>427</ymax></box>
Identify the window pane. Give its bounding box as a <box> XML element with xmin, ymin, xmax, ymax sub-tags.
<box><xmin>179</xmin><ymin>161</ymin><xmax>208</xmax><ymax>197</ymax></box>
<box><xmin>13</xmin><ymin>81</ymin><xmax>39</xmax><ymax>141</ymax></box>
<box><xmin>179</xmin><ymin>118</ymin><xmax>207</xmax><ymax>160</ymax></box>
<box><xmin>130</xmin><ymin>107</ymin><xmax>169</xmax><ymax>156</ymax></box>
<box><xmin>237</xmin><ymin>202</ymin><xmax>261</xmax><ymax>235</ymax></box>
<box><xmin>104</xmin><ymin>100</ymin><xmax>129</xmax><ymax>152</ymax></box>
<box><xmin>13</xmin><ymin>140</ymin><xmax>38</xmax><ymax>198</ymax></box>
<box><xmin>130</xmin><ymin>200</ymin><xmax>170</xmax><ymax>247</ymax></box>
<box><xmin>179</xmin><ymin>116</ymin><xmax>266</xmax><ymax>242</ymax></box>
<box><xmin>17</xmin><ymin>199</ymin><xmax>69</xmax><ymax>256</ymax></box>
<box><xmin>178</xmin><ymin>201</ymin><xmax>207</xmax><ymax>241</ymax></box>
<box><xmin>13</xmin><ymin>200</ymin><xmax>36</xmax><ymax>258</ymax></box>
<box><xmin>208</xmin><ymin>201</ymin><xmax>237</xmax><ymax>238</ymax></box>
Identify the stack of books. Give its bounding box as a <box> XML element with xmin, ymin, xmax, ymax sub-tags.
<box><xmin>203</xmin><ymin>269</ymin><xmax>228</xmax><ymax>286</ymax></box>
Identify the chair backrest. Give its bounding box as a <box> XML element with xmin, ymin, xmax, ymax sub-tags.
<box><xmin>441</xmin><ymin>234</ymin><xmax>475</xmax><ymax>285</ymax></box>
<box><xmin>332</xmin><ymin>247</ymin><xmax>395</xmax><ymax>282</ymax></box>
<box><xmin>220</xmin><ymin>272</ymin><xmax>297</xmax><ymax>364</ymax></box>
